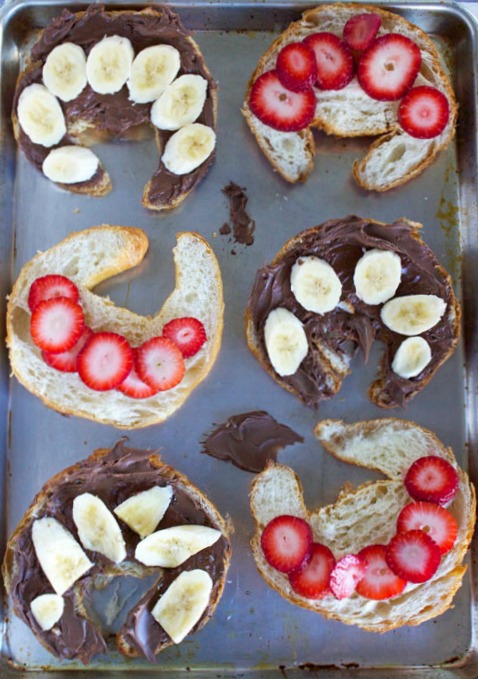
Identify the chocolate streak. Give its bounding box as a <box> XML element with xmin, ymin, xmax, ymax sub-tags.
<box><xmin>202</xmin><ymin>410</ymin><xmax>303</xmax><ymax>472</ymax></box>
<box><xmin>7</xmin><ymin>441</ymin><xmax>230</xmax><ymax>664</ymax></box>
<box><xmin>14</xmin><ymin>4</ymin><xmax>216</xmax><ymax>208</ymax></box>
<box><xmin>248</xmin><ymin>217</ymin><xmax>459</xmax><ymax>408</ymax></box>
<box><xmin>221</xmin><ymin>182</ymin><xmax>256</xmax><ymax>247</ymax></box>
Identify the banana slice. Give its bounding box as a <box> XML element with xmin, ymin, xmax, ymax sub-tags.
<box><xmin>353</xmin><ymin>249</ymin><xmax>402</xmax><ymax>305</ymax></box>
<box><xmin>30</xmin><ymin>593</ymin><xmax>64</xmax><ymax>631</ymax></box>
<box><xmin>128</xmin><ymin>45</ymin><xmax>181</xmax><ymax>104</ymax></box>
<box><xmin>114</xmin><ymin>485</ymin><xmax>173</xmax><ymax>539</ymax></box>
<box><xmin>42</xmin><ymin>146</ymin><xmax>99</xmax><ymax>184</ymax></box>
<box><xmin>135</xmin><ymin>525</ymin><xmax>222</xmax><ymax>568</ymax></box>
<box><xmin>290</xmin><ymin>256</ymin><xmax>342</xmax><ymax>314</ymax></box>
<box><xmin>392</xmin><ymin>336</ymin><xmax>432</xmax><ymax>378</ymax></box>
<box><xmin>17</xmin><ymin>84</ymin><xmax>66</xmax><ymax>147</ymax></box>
<box><xmin>381</xmin><ymin>294</ymin><xmax>447</xmax><ymax>336</ymax></box>
<box><xmin>264</xmin><ymin>307</ymin><xmax>308</xmax><ymax>377</ymax></box>
<box><xmin>151</xmin><ymin>569</ymin><xmax>213</xmax><ymax>644</ymax></box>
<box><xmin>31</xmin><ymin>517</ymin><xmax>93</xmax><ymax>595</ymax></box>
<box><xmin>162</xmin><ymin>123</ymin><xmax>216</xmax><ymax>175</ymax></box>
<box><xmin>72</xmin><ymin>493</ymin><xmax>126</xmax><ymax>564</ymax></box>
<box><xmin>86</xmin><ymin>35</ymin><xmax>134</xmax><ymax>95</ymax></box>
<box><xmin>42</xmin><ymin>42</ymin><xmax>87</xmax><ymax>102</ymax></box>
<box><xmin>151</xmin><ymin>74</ymin><xmax>208</xmax><ymax>131</ymax></box>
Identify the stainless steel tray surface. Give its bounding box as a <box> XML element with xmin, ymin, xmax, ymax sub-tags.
<box><xmin>1</xmin><ymin>2</ymin><xmax>478</xmax><ymax>677</ymax></box>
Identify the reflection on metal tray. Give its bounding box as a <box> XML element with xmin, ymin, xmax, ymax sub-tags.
<box><xmin>1</xmin><ymin>1</ymin><xmax>478</xmax><ymax>677</ymax></box>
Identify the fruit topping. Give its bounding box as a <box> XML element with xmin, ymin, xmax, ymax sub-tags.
<box><xmin>397</xmin><ymin>501</ymin><xmax>458</xmax><ymax>555</ymax></box>
<box><xmin>343</xmin><ymin>13</ymin><xmax>382</xmax><ymax>52</ymax></box>
<box><xmin>136</xmin><ymin>336</ymin><xmax>186</xmax><ymax>392</ymax></box>
<box><xmin>276</xmin><ymin>42</ymin><xmax>317</xmax><ymax>92</ymax></box>
<box><xmin>329</xmin><ymin>553</ymin><xmax>366</xmax><ymax>599</ymax></box>
<box><xmin>261</xmin><ymin>515</ymin><xmax>312</xmax><ymax>574</ymax></box>
<box><xmin>73</xmin><ymin>492</ymin><xmax>126</xmax><ymax>564</ymax></box>
<box><xmin>357</xmin><ymin>33</ymin><xmax>421</xmax><ymax>101</ymax></box>
<box><xmin>380</xmin><ymin>294</ymin><xmax>446</xmax><ymax>336</ymax></box>
<box><xmin>77</xmin><ymin>332</ymin><xmax>133</xmax><ymax>391</ymax></box>
<box><xmin>42</xmin><ymin>326</ymin><xmax>93</xmax><ymax>373</ymax></box>
<box><xmin>385</xmin><ymin>529</ymin><xmax>441</xmax><ymax>583</ymax></box>
<box><xmin>355</xmin><ymin>544</ymin><xmax>406</xmax><ymax>600</ymax></box>
<box><xmin>289</xmin><ymin>542</ymin><xmax>336</xmax><ymax>599</ymax></box>
<box><xmin>290</xmin><ymin>256</ymin><xmax>342</xmax><ymax>314</ymax></box>
<box><xmin>303</xmin><ymin>32</ymin><xmax>354</xmax><ymax>90</ymax></box>
<box><xmin>28</xmin><ymin>274</ymin><xmax>80</xmax><ymax>311</ymax></box>
<box><xmin>162</xmin><ymin>316</ymin><xmax>207</xmax><ymax>358</ymax></box>
<box><xmin>353</xmin><ymin>249</ymin><xmax>402</xmax><ymax>306</ymax></box>
<box><xmin>391</xmin><ymin>336</ymin><xmax>432</xmax><ymax>379</ymax></box>
<box><xmin>264</xmin><ymin>307</ymin><xmax>308</xmax><ymax>377</ymax></box>
<box><xmin>249</xmin><ymin>70</ymin><xmax>316</xmax><ymax>132</ymax></box>
<box><xmin>398</xmin><ymin>85</ymin><xmax>450</xmax><ymax>139</ymax></box>
<box><xmin>404</xmin><ymin>455</ymin><xmax>459</xmax><ymax>505</ymax></box>
<box><xmin>117</xmin><ymin>354</ymin><xmax>160</xmax><ymax>399</ymax></box>
<box><xmin>30</xmin><ymin>297</ymin><xmax>85</xmax><ymax>354</ymax></box>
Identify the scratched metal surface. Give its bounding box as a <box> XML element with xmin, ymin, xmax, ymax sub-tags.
<box><xmin>0</xmin><ymin>1</ymin><xmax>478</xmax><ymax>677</ymax></box>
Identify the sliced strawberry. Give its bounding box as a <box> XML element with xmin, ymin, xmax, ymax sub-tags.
<box><xmin>329</xmin><ymin>553</ymin><xmax>366</xmax><ymax>599</ymax></box>
<box><xmin>397</xmin><ymin>502</ymin><xmax>458</xmax><ymax>555</ymax></box>
<box><xmin>28</xmin><ymin>274</ymin><xmax>80</xmax><ymax>312</ymax></box>
<box><xmin>386</xmin><ymin>530</ymin><xmax>441</xmax><ymax>583</ymax></box>
<box><xmin>30</xmin><ymin>297</ymin><xmax>85</xmax><ymax>354</ymax></box>
<box><xmin>404</xmin><ymin>455</ymin><xmax>459</xmax><ymax>505</ymax></box>
<box><xmin>276</xmin><ymin>42</ymin><xmax>317</xmax><ymax>92</ymax></box>
<box><xmin>303</xmin><ymin>32</ymin><xmax>354</xmax><ymax>90</ymax></box>
<box><xmin>289</xmin><ymin>542</ymin><xmax>336</xmax><ymax>599</ymax></box>
<box><xmin>261</xmin><ymin>515</ymin><xmax>312</xmax><ymax>574</ymax></box>
<box><xmin>42</xmin><ymin>326</ymin><xmax>93</xmax><ymax>373</ymax></box>
<box><xmin>77</xmin><ymin>332</ymin><xmax>133</xmax><ymax>391</ymax></box>
<box><xmin>162</xmin><ymin>317</ymin><xmax>207</xmax><ymax>358</ymax></box>
<box><xmin>135</xmin><ymin>336</ymin><xmax>185</xmax><ymax>392</ymax></box>
<box><xmin>358</xmin><ymin>33</ymin><xmax>421</xmax><ymax>101</ymax></box>
<box><xmin>398</xmin><ymin>86</ymin><xmax>449</xmax><ymax>139</ymax></box>
<box><xmin>249</xmin><ymin>70</ymin><xmax>316</xmax><ymax>132</ymax></box>
<box><xmin>117</xmin><ymin>351</ymin><xmax>160</xmax><ymax>399</ymax></box>
<box><xmin>343</xmin><ymin>13</ymin><xmax>381</xmax><ymax>52</ymax></box>
<box><xmin>356</xmin><ymin>545</ymin><xmax>406</xmax><ymax>600</ymax></box>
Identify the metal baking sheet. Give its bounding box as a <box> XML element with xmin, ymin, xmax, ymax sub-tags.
<box><xmin>1</xmin><ymin>1</ymin><xmax>478</xmax><ymax>676</ymax></box>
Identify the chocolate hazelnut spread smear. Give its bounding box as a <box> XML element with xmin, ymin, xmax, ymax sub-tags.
<box><xmin>6</xmin><ymin>441</ymin><xmax>230</xmax><ymax>664</ymax></box>
<box><xmin>14</xmin><ymin>4</ymin><xmax>216</xmax><ymax>208</ymax></box>
<box><xmin>202</xmin><ymin>410</ymin><xmax>304</xmax><ymax>472</ymax></box>
<box><xmin>248</xmin><ymin>217</ymin><xmax>458</xmax><ymax>408</ymax></box>
<box><xmin>221</xmin><ymin>182</ymin><xmax>256</xmax><ymax>247</ymax></box>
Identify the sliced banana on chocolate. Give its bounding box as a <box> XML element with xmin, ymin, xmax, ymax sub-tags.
<box><xmin>86</xmin><ymin>35</ymin><xmax>134</xmax><ymax>95</ymax></box>
<box><xmin>127</xmin><ymin>45</ymin><xmax>181</xmax><ymax>104</ymax></box>
<box><xmin>114</xmin><ymin>485</ymin><xmax>173</xmax><ymax>539</ymax></box>
<box><xmin>264</xmin><ymin>307</ymin><xmax>308</xmax><ymax>377</ymax></box>
<box><xmin>381</xmin><ymin>294</ymin><xmax>447</xmax><ymax>335</ymax></box>
<box><xmin>354</xmin><ymin>249</ymin><xmax>402</xmax><ymax>305</ymax></box>
<box><xmin>42</xmin><ymin>43</ymin><xmax>87</xmax><ymax>102</ymax></box>
<box><xmin>17</xmin><ymin>84</ymin><xmax>66</xmax><ymax>147</ymax></box>
<box><xmin>290</xmin><ymin>256</ymin><xmax>342</xmax><ymax>314</ymax></box>
<box><xmin>151</xmin><ymin>569</ymin><xmax>213</xmax><ymax>644</ymax></box>
<box><xmin>162</xmin><ymin>123</ymin><xmax>216</xmax><ymax>175</ymax></box>
<box><xmin>42</xmin><ymin>146</ymin><xmax>99</xmax><ymax>184</ymax></box>
<box><xmin>30</xmin><ymin>593</ymin><xmax>64</xmax><ymax>631</ymax></box>
<box><xmin>135</xmin><ymin>525</ymin><xmax>222</xmax><ymax>567</ymax></box>
<box><xmin>72</xmin><ymin>493</ymin><xmax>126</xmax><ymax>564</ymax></box>
<box><xmin>392</xmin><ymin>336</ymin><xmax>432</xmax><ymax>378</ymax></box>
<box><xmin>151</xmin><ymin>74</ymin><xmax>208</xmax><ymax>131</ymax></box>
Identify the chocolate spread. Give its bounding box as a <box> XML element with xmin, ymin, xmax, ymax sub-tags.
<box><xmin>221</xmin><ymin>182</ymin><xmax>256</xmax><ymax>247</ymax></box>
<box><xmin>6</xmin><ymin>441</ymin><xmax>231</xmax><ymax>664</ymax></box>
<box><xmin>202</xmin><ymin>410</ymin><xmax>303</xmax><ymax>472</ymax></box>
<box><xmin>13</xmin><ymin>4</ymin><xmax>216</xmax><ymax>208</ymax></box>
<box><xmin>248</xmin><ymin>217</ymin><xmax>459</xmax><ymax>408</ymax></box>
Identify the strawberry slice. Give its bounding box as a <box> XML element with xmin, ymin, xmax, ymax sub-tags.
<box><xmin>329</xmin><ymin>553</ymin><xmax>366</xmax><ymax>599</ymax></box>
<box><xmin>249</xmin><ymin>70</ymin><xmax>316</xmax><ymax>132</ymax></box>
<box><xmin>385</xmin><ymin>530</ymin><xmax>441</xmax><ymax>583</ymax></box>
<box><xmin>303</xmin><ymin>32</ymin><xmax>354</xmax><ymax>90</ymax></box>
<box><xmin>276</xmin><ymin>42</ymin><xmax>317</xmax><ymax>92</ymax></box>
<box><xmin>358</xmin><ymin>33</ymin><xmax>421</xmax><ymax>100</ymax></box>
<box><xmin>343</xmin><ymin>13</ymin><xmax>381</xmax><ymax>52</ymax></box>
<box><xmin>42</xmin><ymin>326</ymin><xmax>93</xmax><ymax>373</ymax></box>
<box><xmin>398</xmin><ymin>86</ymin><xmax>450</xmax><ymax>139</ymax></box>
<box><xmin>404</xmin><ymin>455</ymin><xmax>459</xmax><ymax>505</ymax></box>
<box><xmin>261</xmin><ymin>515</ymin><xmax>312</xmax><ymax>574</ymax></box>
<box><xmin>397</xmin><ymin>501</ymin><xmax>458</xmax><ymax>555</ymax></box>
<box><xmin>289</xmin><ymin>542</ymin><xmax>336</xmax><ymax>599</ymax></box>
<box><xmin>117</xmin><ymin>351</ymin><xmax>160</xmax><ymax>399</ymax></box>
<box><xmin>28</xmin><ymin>274</ymin><xmax>80</xmax><ymax>312</ymax></box>
<box><xmin>355</xmin><ymin>544</ymin><xmax>406</xmax><ymax>600</ymax></box>
<box><xmin>30</xmin><ymin>297</ymin><xmax>85</xmax><ymax>354</ymax></box>
<box><xmin>162</xmin><ymin>317</ymin><xmax>207</xmax><ymax>358</ymax></box>
<box><xmin>135</xmin><ymin>336</ymin><xmax>185</xmax><ymax>392</ymax></box>
<box><xmin>77</xmin><ymin>332</ymin><xmax>133</xmax><ymax>391</ymax></box>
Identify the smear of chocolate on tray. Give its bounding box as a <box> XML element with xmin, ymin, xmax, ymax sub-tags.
<box><xmin>220</xmin><ymin>182</ymin><xmax>256</xmax><ymax>252</ymax></box>
<box><xmin>201</xmin><ymin>410</ymin><xmax>303</xmax><ymax>473</ymax></box>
